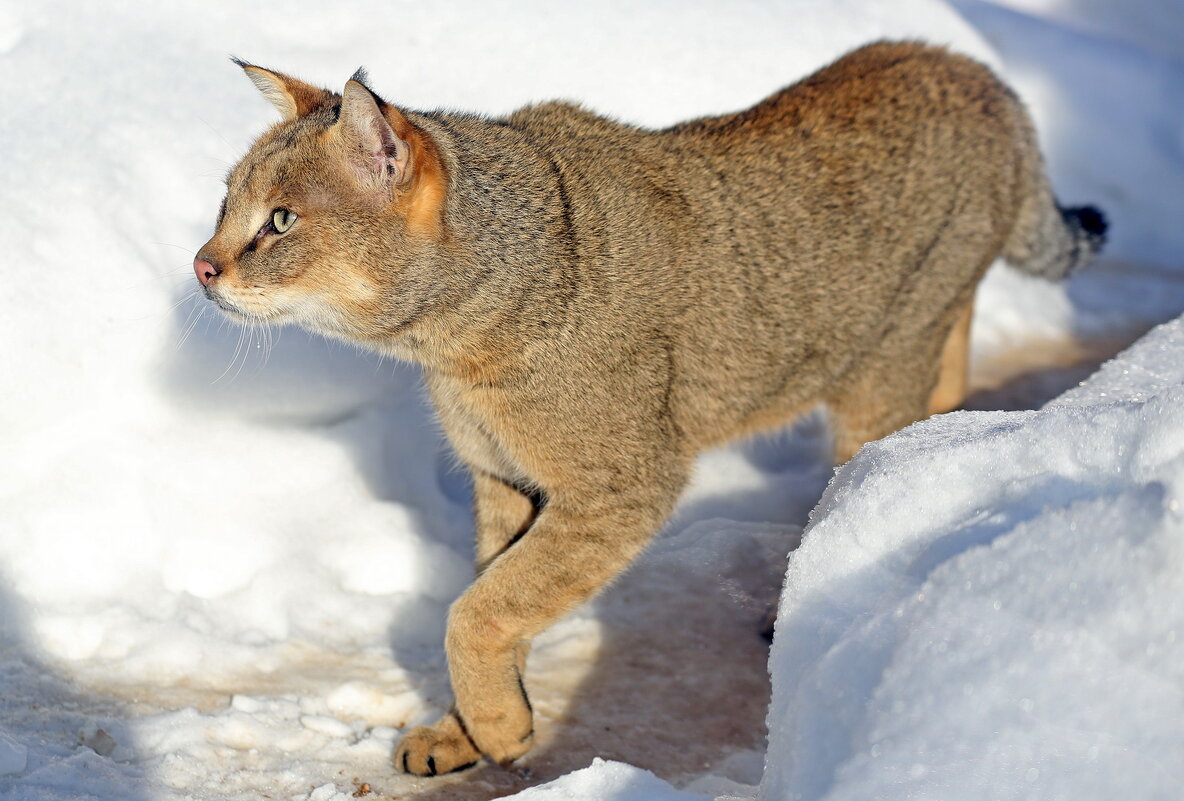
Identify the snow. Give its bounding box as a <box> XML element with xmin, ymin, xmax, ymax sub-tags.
<box><xmin>951</xmin><ymin>0</ymin><xmax>1184</xmax><ymax>269</ymax></box>
<box><xmin>2</xmin><ymin>1</ymin><xmax>1183</xmax><ymax>800</ymax></box>
<box><xmin>506</xmin><ymin>759</ymin><xmax>706</xmax><ymax>801</ymax></box>
<box><xmin>762</xmin><ymin>317</ymin><xmax>1184</xmax><ymax>801</ymax></box>
<box><xmin>0</xmin><ymin>732</ymin><xmax>27</xmax><ymax>778</ymax></box>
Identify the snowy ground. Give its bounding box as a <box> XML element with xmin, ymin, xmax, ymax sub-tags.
<box><xmin>2</xmin><ymin>1</ymin><xmax>1183</xmax><ymax>800</ymax></box>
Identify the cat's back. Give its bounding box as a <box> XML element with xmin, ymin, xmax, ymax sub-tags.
<box><xmin>445</xmin><ymin>40</ymin><xmax>1029</xmax><ymax>344</ymax></box>
<box><xmin>490</xmin><ymin>41</ymin><xmax>1022</xmax><ymax>240</ymax></box>
<box><xmin>669</xmin><ymin>40</ymin><xmax>1016</xmax><ymax>145</ymax></box>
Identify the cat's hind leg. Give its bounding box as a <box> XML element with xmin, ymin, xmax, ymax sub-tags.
<box><xmin>927</xmin><ymin>300</ymin><xmax>974</xmax><ymax>416</ymax></box>
<box><xmin>826</xmin><ymin>294</ymin><xmax>975</xmax><ymax>464</ymax></box>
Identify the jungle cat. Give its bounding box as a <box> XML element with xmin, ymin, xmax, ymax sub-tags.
<box><xmin>194</xmin><ymin>41</ymin><xmax>1106</xmax><ymax>776</ymax></box>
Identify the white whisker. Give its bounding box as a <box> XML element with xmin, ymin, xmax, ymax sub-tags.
<box><xmin>196</xmin><ymin>114</ymin><xmax>238</xmax><ymax>158</ymax></box>
<box><xmin>214</xmin><ymin>321</ymin><xmax>247</xmax><ymax>383</ymax></box>
<box><xmin>261</xmin><ymin>320</ymin><xmax>275</xmax><ymax>368</ymax></box>
<box><xmin>166</xmin><ymin>288</ymin><xmax>200</xmax><ymax>316</ymax></box>
<box><xmin>153</xmin><ymin>242</ymin><xmax>197</xmax><ymax>256</ymax></box>
<box><xmin>176</xmin><ymin>300</ymin><xmax>207</xmax><ymax>352</ymax></box>
<box><xmin>232</xmin><ymin>323</ymin><xmax>254</xmax><ymax>382</ymax></box>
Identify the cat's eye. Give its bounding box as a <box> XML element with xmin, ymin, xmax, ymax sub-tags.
<box><xmin>272</xmin><ymin>208</ymin><xmax>297</xmax><ymax>234</ymax></box>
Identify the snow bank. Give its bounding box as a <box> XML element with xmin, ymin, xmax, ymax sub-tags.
<box><xmin>762</xmin><ymin>317</ymin><xmax>1184</xmax><ymax>801</ymax></box>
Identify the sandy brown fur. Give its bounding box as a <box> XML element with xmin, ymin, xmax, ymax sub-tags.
<box><xmin>928</xmin><ymin>301</ymin><xmax>975</xmax><ymax>417</ymax></box>
<box><xmin>196</xmin><ymin>41</ymin><xmax>1105</xmax><ymax>776</ymax></box>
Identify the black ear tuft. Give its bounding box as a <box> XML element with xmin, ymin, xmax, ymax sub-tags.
<box><xmin>349</xmin><ymin>66</ymin><xmax>370</xmax><ymax>87</ymax></box>
<box><xmin>230</xmin><ymin>55</ymin><xmax>251</xmax><ymax>69</ymax></box>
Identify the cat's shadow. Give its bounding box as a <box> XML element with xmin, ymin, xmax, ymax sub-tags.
<box><xmin>159</xmin><ymin>287</ymin><xmax>478</xmax><ymax>681</ymax></box>
<box><xmin>160</xmin><ymin>287</ymin><xmax>471</xmax><ymax>539</ymax></box>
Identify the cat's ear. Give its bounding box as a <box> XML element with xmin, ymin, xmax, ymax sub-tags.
<box><xmin>336</xmin><ymin>72</ymin><xmax>415</xmax><ymax>188</ymax></box>
<box><xmin>233</xmin><ymin>58</ymin><xmax>331</xmax><ymax>121</ymax></box>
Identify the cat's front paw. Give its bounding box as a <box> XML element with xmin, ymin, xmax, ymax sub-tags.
<box><xmin>394</xmin><ymin>713</ymin><xmax>481</xmax><ymax>776</ymax></box>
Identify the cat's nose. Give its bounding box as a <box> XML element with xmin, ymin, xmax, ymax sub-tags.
<box><xmin>194</xmin><ymin>257</ymin><xmax>221</xmax><ymax>287</ymax></box>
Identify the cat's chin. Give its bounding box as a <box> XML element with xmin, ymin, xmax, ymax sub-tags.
<box><xmin>209</xmin><ymin>298</ymin><xmax>284</xmax><ymax>327</ymax></box>
<box><xmin>216</xmin><ymin>307</ymin><xmax>252</xmax><ymax>325</ymax></box>
<box><xmin>209</xmin><ymin>294</ymin><xmax>361</xmax><ymax>341</ymax></box>
<box><xmin>206</xmin><ymin>295</ymin><xmax>248</xmax><ymax>321</ymax></box>
<box><xmin>203</xmin><ymin>288</ymin><xmax>287</xmax><ymax>326</ymax></box>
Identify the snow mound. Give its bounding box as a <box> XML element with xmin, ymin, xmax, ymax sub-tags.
<box><xmin>509</xmin><ymin>759</ymin><xmax>707</xmax><ymax>801</ymax></box>
<box><xmin>762</xmin><ymin>318</ymin><xmax>1184</xmax><ymax>801</ymax></box>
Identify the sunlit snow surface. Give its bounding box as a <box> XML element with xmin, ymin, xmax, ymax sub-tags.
<box><xmin>1</xmin><ymin>1</ymin><xmax>1183</xmax><ymax>800</ymax></box>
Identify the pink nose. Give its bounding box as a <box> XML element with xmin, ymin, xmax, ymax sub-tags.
<box><xmin>194</xmin><ymin>257</ymin><xmax>220</xmax><ymax>286</ymax></box>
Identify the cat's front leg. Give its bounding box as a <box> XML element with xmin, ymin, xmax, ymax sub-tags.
<box><xmin>395</xmin><ymin>471</ymin><xmax>686</xmax><ymax>775</ymax></box>
<box><xmin>393</xmin><ymin>471</ymin><xmax>538</xmax><ymax>776</ymax></box>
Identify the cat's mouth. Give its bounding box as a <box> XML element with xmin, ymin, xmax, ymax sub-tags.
<box><xmin>203</xmin><ymin>285</ymin><xmax>287</xmax><ymax>325</ymax></box>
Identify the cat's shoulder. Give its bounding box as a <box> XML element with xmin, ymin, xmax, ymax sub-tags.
<box><xmin>504</xmin><ymin>100</ymin><xmax>629</xmax><ymax>140</ymax></box>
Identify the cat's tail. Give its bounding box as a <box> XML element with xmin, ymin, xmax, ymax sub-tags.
<box><xmin>1003</xmin><ymin>198</ymin><xmax>1108</xmax><ymax>281</ymax></box>
<box><xmin>1002</xmin><ymin>115</ymin><xmax>1108</xmax><ymax>280</ymax></box>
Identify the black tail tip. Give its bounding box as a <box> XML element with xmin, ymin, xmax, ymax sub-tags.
<box><xmin>1065</xmin><ymin>204</ymin><xmax>1109</xmax><ymax>241</ymax></box>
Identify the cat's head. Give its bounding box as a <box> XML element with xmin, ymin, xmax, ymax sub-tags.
<box><xmin>194</xmin><ymin>62</ymin><xmax>446</xmax><ymax>342</ymax></box>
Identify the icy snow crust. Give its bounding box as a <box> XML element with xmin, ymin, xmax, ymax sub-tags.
<box><xmin>2</xmin><ymin>1</ymin><xmax>1183</xmax><ymax>800</ymax></box>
